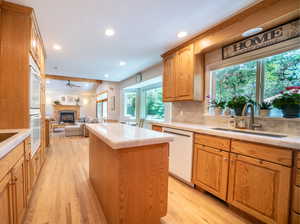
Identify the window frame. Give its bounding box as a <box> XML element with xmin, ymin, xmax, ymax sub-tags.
<box><xmin>96</xmin><ymin>91</ymin><xmax>108</xmax><ymax>120</ymax></box>
<box><xmin>210</xmin><ymin>47</ymin><xmax>300</xmax><ymax>106</ymax></box>
<box><xmin>140</xmin><ymin>83</ymin><xmax>164</xmax><ymax>121</ymax></box>
<box><xmin>123</xmin><ymin>89</ymin><xmax>138</xmax><ymax>119</ymax></box>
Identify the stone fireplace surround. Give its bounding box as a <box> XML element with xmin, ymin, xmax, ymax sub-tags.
<box><xmin>53</xmin><ymin>105</ymin><xmax>80</xmax><ymax>122</ymax></box>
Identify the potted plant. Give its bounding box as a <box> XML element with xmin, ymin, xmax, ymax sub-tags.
<box><xmin>214</xmin><ymin>100</ymin><xmax>226</xmax><ymax>115</ymax></box>
<box><xmin>207</xmin><ymin>96</ymin><xmax>226</xmax><ymax>116</ymax></box>
<box><xmin>53</xmin><ymin>100</ymin><xmax>61</xmax><ymax>105</ymax></box>
<box><xmin>259</xmin><ymin>101</ymin><xmax>272</xmax><ymax>117</ymax></box>
<box><xmin>227</xmin><ymin>96</ymin><xmax>249</xmax><ymax>116</ymax></box>
<box><xmin>272</xmin><ymin>86</ymin><xmax>300</xmax><ymax>118</ymax></box>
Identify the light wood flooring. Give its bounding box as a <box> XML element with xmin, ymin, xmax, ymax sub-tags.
<box><xmin>23</xmin><ymin>136</ymin><xmax>251</xmax><ymax>224</ymax></box>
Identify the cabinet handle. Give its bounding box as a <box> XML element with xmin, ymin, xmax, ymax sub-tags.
<box><xmin>224</xmin><ymin>158</ymin><xmax>228</xmax><ymax>161</ymax></box>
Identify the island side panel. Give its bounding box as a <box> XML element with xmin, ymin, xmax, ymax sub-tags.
<box><xmin>89</xmin><ymin>133</ymin><xmax>120</xmax><ymax>224</ymax></box>
<box><xmin>118</xmin><ymin>143</ymin><xmax>169</xmax><ymax>224</ymax></box>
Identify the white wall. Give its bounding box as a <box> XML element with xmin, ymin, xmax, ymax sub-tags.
<box><xmin>95</xmin><ymin>81</ymin><xmax>120</xmax><ymax>121</ymax></box>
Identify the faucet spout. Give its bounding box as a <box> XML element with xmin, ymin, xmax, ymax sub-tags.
<box><xmin>242</xmin><ymin>102</ymin><xmax>261</xmax><ymax>130</ymax></box>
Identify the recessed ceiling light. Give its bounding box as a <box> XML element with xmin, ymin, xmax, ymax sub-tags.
<box><xmin>53</xmin><ymin>44</ymin><xmax>62</xmax><ymax>51</ymax></box>
<box><xmin>177</xmin><ymin>31</ymin><xmax>188</xmax><ymax>38</ymax></box>
<box><xmin>105</xmin><ymin>28</ymin><xmax>115</xmax><ymax>37</ymax></box>
<box><xmin>120</xmin><ymin>61</ymin><xmax>126</xmax><ymax>66</ymax></box>
<box><xmin>104</xmin><ymin>74</ymin><xmax>109</xmax><ymax>78</ymax></box>
<box><xmin>242</xmin><ymin>27</ymin><xmax>263</xmax><ymax>37</ymax></box>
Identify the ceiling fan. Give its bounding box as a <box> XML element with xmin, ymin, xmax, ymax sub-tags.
<box><xmin>66</xmin><ymin>80</ymin><xmax>81</xmax><ymax>88</ymax></box>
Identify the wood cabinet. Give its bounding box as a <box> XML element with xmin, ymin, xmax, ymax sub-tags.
<box><xmin>12</xmin><ymin>157</ymin><xmax>26</xmax><ymax>224</ymax></box>
<box><xmin>162</xmin><ymin>44</ymin><xmax>204</xmax><ymax>102</ymax></box>
<box><xmin>0</xmin><ymin>137</ymin><xmax>45</xmax><ymax>224</ymax></box>
<box><xmin>152</xmin><ymin>125</ymin><xmax>163</xmax><ymax>132</ymax></box>
<box><xmin>0</xmin><ymin>173</ymin><xmax>13</xmax><ymax>224</ymax></box>
<box><xmin>194</xmin><ymin>134</ymin><xmax>230</xmax><ymax>151</ymax></box>
<box><xmin>30</xmin><ymin>148</ymin><xmax>41</xmax><ymax>187</ymax></box>
<box><xmin>163</xmin><ymin>55</ymin><xmax>176</xmax><ymax>102</ymax></box>
<box><xmin>175</xmin><ymin>45</ymin><xmax>194</xmax><ymax>100</ymax></box>
<box><xmin>192</xmin><ymin>144</ymin><xmax>229</xmax><ymax>200</ymax></box>
<box><xmin>228</xmin><ymin>153</ymin><xmax>291</xmax><ymax>224</ymax></box>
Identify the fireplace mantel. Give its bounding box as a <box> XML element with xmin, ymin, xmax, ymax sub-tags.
<box><xmin>53</xmin><ymin>105</ymin><xmax>80</xmax><ymax>121</ymax></box>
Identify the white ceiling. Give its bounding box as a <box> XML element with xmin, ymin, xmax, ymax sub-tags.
<box><xmin>46</xmin><ymin>79</ymin><xmax>98</xmax><ymax>94</ymax></box>
<box><xmin>10</xmin><ymin>0</ymin><xmax>257</xmax><ymax>81</ymax></box>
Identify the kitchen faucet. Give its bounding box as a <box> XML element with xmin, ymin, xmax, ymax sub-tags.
<box><xmin>242</xmin><ymin>103</ymin><xmax>262</xmax><ymax>130</ymax></box>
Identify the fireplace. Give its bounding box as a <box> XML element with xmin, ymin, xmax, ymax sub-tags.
<box><xmin>59</xmin><ymin>111</ymin><xmax>75</xmax><ymax>123</ymax></box>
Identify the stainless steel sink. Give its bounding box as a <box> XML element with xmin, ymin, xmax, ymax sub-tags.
<box><xmin>0</xmin><ymin>132</ymin><xmax>17</xmax><ymax>143</ymax></box>
<box><xmin>211</xmin><ymin>128</ymin><xmax>287</xmax><ymax>138</ymax></box>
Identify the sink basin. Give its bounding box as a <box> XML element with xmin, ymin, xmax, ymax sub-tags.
<box><xmin>0</xmin><ymin>132</ymin><xmax>17</xmax><ymax>143</ymax></box>
<box><xmin>211</xmin><ymin>128</ymin><xmax>287</xmax><ymax>138</ymax></box>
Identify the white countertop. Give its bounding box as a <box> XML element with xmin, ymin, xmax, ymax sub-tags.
<box><xmin>86</xmin><ymin>123</ymin><xmax>174</xmax><ymax>149</ymax></box>
<box><xmin>151</xmin><ymin>122</ymin><xmax>300</xmax><ymax>150</ymax></box>
<box><xmin>0</xmin><ymin>129</ymin><xmax>31</xmax><ymax>159</ymax></box>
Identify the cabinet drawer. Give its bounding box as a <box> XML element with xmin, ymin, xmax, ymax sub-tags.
<box><xmin>293</xmin><ymin>186</ymin><xmax>300</xmax><ymax>213</ymax></box>
<box><xmin>291</xmin><ymin>212</ymin><xmax>300</xmax><ymax>224</ymax></box>
<box><xmin>296</xmin><ymin>169</ymin><xmax>300</xmax><ymax>187</ymax></box>
<box><xmin>152</xmin><ymin>125</ymin><xmax>162</xmax><ymax>132</ymax></box>
<box><xmin>231</xmin><ymin>140</ymin><xmax>292</xmax><ymax>166</ymax></box>
<box><xmin>194</xmin><ymin>134</ymin><xmax>230</xmax><ymax>151</ymax></box>
<box><xmin>297</xmin><ymin>153</ymin><xmax>300</xmax><ymax>169</ymax></box>
<box><xmin>0</xmin><ymin>142</ymin><xmax>24</xmax><ymax>181</ymax></box>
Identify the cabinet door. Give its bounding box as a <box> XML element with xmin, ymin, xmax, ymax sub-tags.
<box><xmin>163</xmin><ymin>55</ymin><xmax>176</xmax><ymax>102</ymax></box>
<box><xmin>175</xmin><ymin>44</ymin><xmax>194</xmax><ymax>100</ymax></box>
<box><xmin>192</xmin><ymin>144</ymin><xmax>229</xmax><ymax>200</ymax></box>
<box><xmin>30</xmin><ymin>153</ymin><xmax>37</xmax><ymax>188</ymax></box>
<box><xmin>228</xmin><ymin>153</ymin><xmax>291</xmax><ymax>224</ymax></box>
<box><xmin>0</xmin><ymin>173</ymin><xmax>13</xmax><ymax>224</ymax></box>
<box><xmin>12</xmin><ymin>157</ymin><xmax>26</xmax><ymax>224</ymax></box>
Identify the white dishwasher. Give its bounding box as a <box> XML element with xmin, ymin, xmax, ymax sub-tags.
<box><xmin>162</xmin><ymin>127</ymin><xmax>194</xmax><ymax>185</ymax></box>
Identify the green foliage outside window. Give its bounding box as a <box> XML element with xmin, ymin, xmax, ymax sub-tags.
<box><xmin>213</xmin><ymin>61</ymin><xmax>257</xmax><ymax>102</ymax></box>
<box><xmin>145</xmin><ymin>87</ymin><xmax>164</xmax><ymax>119</ymax></box>
<box><xmin>212</xmin><ymin>49</ymin><xmax>300</xmax><ymax>108</ymax></box>
<box><xmin>125</xmin><ymin>92</ymin><xmax>136</xmax><ymax>117</ymax></box>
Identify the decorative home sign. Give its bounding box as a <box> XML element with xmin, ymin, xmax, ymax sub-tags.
<box><xmin>222</xmin><ymin>19</ymin><xmax>300</xmax><ymax>59</ymax></box>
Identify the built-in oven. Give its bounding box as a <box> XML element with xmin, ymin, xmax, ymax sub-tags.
<box><xmin>30</xmin><ymin>112</ymin><xmax>41</xmax><ymax>155</ymax></box>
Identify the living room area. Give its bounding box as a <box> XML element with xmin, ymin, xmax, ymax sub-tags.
<box><xmin>45</xmin><ymin>76</ymin><xmax>101</xmax><ymax>138</ymax></box>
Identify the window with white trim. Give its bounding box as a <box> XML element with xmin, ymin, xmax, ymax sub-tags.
<box><xmin>211</xmin><ymin>48</ymin><xmax>300</xmax><ymax>116</ymax></box>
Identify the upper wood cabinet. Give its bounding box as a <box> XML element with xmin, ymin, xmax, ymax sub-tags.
<box><xmin>228</xmin><ymin>153</ymin><xmax>291</xmax><ymax>224</ymax></box>
<box><xmin>30</xmin><ymin>17</ymin><xmax>44</xmax><ymax>69</ymax></box>
<box><xmin>163</xmin><ymin>55</ymin><xmax>176</xmax><ymax>102</ymax></box>
<box><xmin>175</xmin><ymin>45</ymin><xmax>194</xmax><ymax>100</ymax></box>
<box><xmin>192</xmin><ymin>144</ymin><xmax>229</xmax><ymax>200</ymax></box>
<box><xmin>162</xmin><ymin>44</ymin><xmax>204</xmax><ymax>102</ymax></box>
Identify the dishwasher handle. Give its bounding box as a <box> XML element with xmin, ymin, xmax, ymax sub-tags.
<box><xmin>163</xmin><ymin>130</ymin><xmax>192</xmax><ymax>138</ymax></box>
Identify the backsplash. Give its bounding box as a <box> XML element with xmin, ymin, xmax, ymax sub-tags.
<box><xmin>172</xmin><ymin>102</ymin><xmax>300</xmax><ymax>136</ymax></box>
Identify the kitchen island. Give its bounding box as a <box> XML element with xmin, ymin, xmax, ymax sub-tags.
<box><xmin>86</xmin><ymin>123</ymin><xmax>173</xmax><ymax>224</ymax></box>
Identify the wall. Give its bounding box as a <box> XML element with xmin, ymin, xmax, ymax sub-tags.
<box><xmin>95</xmin><ymin>81</ymin><xmax>120</xmax><ymax>121</ymax></box>
<box><xmin>45</xmin><ymin>91</ymin><xmax>96</xmax><ymax>119</ymax></box>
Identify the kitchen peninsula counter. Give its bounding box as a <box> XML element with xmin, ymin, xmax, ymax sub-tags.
<box><xmin>86</xmin><ymin>123</ymin><xmax>173</xmax><ymax>224</ymax></box>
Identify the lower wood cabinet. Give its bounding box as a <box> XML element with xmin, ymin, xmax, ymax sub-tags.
<box><xmin>12</xmin><ymin>157</ymin><xmax>26</xmax><ymax>224</ymax></box>
<box><xmin>0</xmin><ymin>173</ymin><xmax>14</xmax><ymax>224</ymax></box>
<box><xmin>192</xmin><ymin>144</ymin><xmax>229</xmax><ymax>200</ymax></box>
<box><xmin>152</xmin><ymin>125</ymin><xmax>163</xmax><ymax>132</ymax></box>
<box><xmin>0</xmin><ymin>138</ymin><xmax>46</xmax><ymax>224</ymax></box>
<box><xmin>228</xmin><ymin>153</ymin><xmax>291</xmax><ymax>224</ymax></box>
